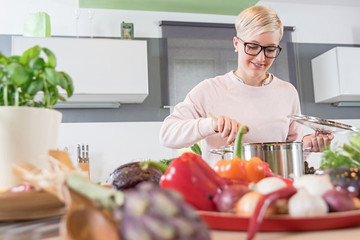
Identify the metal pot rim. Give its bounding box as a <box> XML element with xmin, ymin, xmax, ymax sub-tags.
<box><xmin>210</xmin><ymin>142</ymin><xmax>303</xmax><ymax>155</ymax></box>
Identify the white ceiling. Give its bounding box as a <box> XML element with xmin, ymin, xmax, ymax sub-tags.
<box><xmin>260</xmin><ymin>0</ymin><xmax>360</xmax><ymax>7</ymax></box>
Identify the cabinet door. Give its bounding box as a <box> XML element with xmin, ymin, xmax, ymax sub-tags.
<box><xmin>12</xmin><ymin>37</ymin><xmax>149</xmax><ymax>104</ymax></box>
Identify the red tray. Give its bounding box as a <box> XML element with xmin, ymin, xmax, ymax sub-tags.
<box><xmin>198</xmin><ymin>210</ymin><xmax>360</xmax><ymax>232</ymax></box>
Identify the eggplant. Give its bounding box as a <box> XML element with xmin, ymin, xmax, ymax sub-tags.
<box><xmin>107</xmin><ymin>162</ymin><xmax>163</xmax><ymax>190</ymax></box>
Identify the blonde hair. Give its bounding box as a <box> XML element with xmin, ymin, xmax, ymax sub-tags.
<box><xmin>235</xmin><ymin>5</ymin><xmax>283</xmax><ymax>40</ymax></box>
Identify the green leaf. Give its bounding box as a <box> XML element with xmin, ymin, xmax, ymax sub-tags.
<box><xmin>190</xmin><ymin>143</ymin><xmax>202</xmax><ymax>155</ymax></box>
<box><xmin>20</xmin><ymin>45</ymin><xmax>41</xmax><ymax>66</ymax></box>
<box><xmin>29</xmin><ymin>57</ymin><xmax>45</xmax><ymax>72</ymax></box>
<box><xmin>57</xmin><ymin>72</ymin><xmax>68</xmax><ymax>90</ymax></box>
<box><xmin>58</xmin><ymin>94</ymin><xmax>66</xmax><ymax>102</ymax></box>
<box><xmin>26</xmin><ymin>78</ymin><xmax>44</xmax><ymax>96</ymax></box>
<box><xmin>350</xmin><ymin>132</ymin><xmax>360</xmax><ymax>152</ymax></box>
<box><xmin>42</xmin><ymin>48</ymin><xmax>56</xmax><ymax>68</ymax></box>
<box><xmin>0</xmin><ymin>53</ymin><xmax>10</xmax><ymax>65</ymax></box>
<box><xmin>44</xmin><ymin>67</ymin><xmax>59</xmax><ymax>86</ymax></box>
<box><xmin>49</xmin><ymin>89</ymin><xmax>59</xmax><ymax>106</ymax></box>
<box><xmin>0</xmin><ymin>67</ymin><xmax>3</xmax><ymax>80</ymax></box>
<box><xmin>59</xmin><ymin>71</ymin><xmax>74</xmax><ymax>97</ymax></box>
<box><xmin>8</xmin><ymin>56</ymin><xmax>20</xmax><ymax>62</ymax></box>
<box><xmin>5</xmin><ymin>62</ymin><xmax>28</xmax><ymax>86</ymax></box>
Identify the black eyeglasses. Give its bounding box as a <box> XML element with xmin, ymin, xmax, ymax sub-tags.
<box><xmin>237</xmin><ymin>37</ymin><xmax>282</xmax><ymax>59</ymax></box>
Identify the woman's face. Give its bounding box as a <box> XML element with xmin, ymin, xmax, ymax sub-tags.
<box><xmin>234</xmin><ymin>31</ymin><xmax>281</xmax><ymax>82</ymax></box>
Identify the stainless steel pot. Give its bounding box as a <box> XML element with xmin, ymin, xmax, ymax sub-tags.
<box><xmin>210</xmin><ymin>142</ymin><xmax>305</xmax><ymax>179</ymax></box>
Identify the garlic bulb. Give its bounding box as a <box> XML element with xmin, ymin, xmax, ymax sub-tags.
<box><xmin>288</xmin><ymin>189</ymin><xmax>329</xmax><ymax>217</ymax></box>
<box><xmin>293</xmin><ymin>174</ymin><xmax>333</xmax><ymax>196</ymax></box>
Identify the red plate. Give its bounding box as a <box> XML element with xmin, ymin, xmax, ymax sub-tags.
<box><xmin>198</xmin><ymin>210</ymin><xmax>360</xmax><ymax>232</ymax></box>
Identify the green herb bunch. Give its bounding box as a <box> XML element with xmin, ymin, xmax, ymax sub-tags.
<box><xmin>0</xmin><ymin>45</ymin><xmax>73</xmax><ymax>109</ymax></box>
<box><xmin>320</xmin><ymin>131</ymin><xmax>360</xmax><ymax>169</ymax></box>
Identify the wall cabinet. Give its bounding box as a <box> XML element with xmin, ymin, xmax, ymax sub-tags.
<box><xmin>311</xmin><ymin>47</ymin><xmax>360</xmax><ymax>104</ymax></box>
<box><xmin>12</xmin><ymin>37</ymin><xmax>149</xmax><ymax>108</ymax></box>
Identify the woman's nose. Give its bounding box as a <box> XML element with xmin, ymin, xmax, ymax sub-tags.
<box><xmin>255</xmin><ymin>49</ymin><xmax>266</xmax><ymax>61</ymax></box>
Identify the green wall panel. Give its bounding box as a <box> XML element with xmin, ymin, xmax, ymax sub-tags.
<box><xmin>79</xmin><ymin>0</ymin><xmax>259</xmax><ymax>16</ymax></box>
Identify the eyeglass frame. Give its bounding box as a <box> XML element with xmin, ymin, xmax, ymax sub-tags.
<box><xmin>236</xmin><ymin>37</ymin><xmax>282</xmax><ymax>59</ymax></box>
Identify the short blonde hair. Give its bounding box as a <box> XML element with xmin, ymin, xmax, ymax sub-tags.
<box><xmin>235</xmin><ymin>5</ymin><xmax>283</xmax><ymax>41</ymax></box>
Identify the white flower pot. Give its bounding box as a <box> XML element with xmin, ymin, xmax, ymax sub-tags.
<box><xmin>0</xmin><ymin>107</ymin><xmax>62</xmax><ymax>189</ymax></box>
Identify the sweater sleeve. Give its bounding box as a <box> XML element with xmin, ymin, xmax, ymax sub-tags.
<box><xmin>286</xmin><ymin>85</ymin><xmax>304</xmax><ymax>142</ymax></box>
<box><xmin>159</xmin><ymin>85</ymin><xmax>216</xmax><ymax>149</ymax></box>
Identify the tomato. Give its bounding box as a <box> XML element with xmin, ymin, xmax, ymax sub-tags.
<box><xmin>213</xmin><ymin>157</ymin><xmax>247</xmax><ymax>180</ymax></box>
<box><xmin>244</xmin><ymin>157</ymin><xmax>266</xmax><ymax>183</ymax></box>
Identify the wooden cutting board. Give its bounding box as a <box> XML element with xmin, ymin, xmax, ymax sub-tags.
<box><xmin>0</xmin><ymin>190</ymin><xmax>65</xmax><ymax>221</ymax></box>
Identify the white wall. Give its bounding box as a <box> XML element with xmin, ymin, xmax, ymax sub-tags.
<box><xmin>2</xmin><ymin>0</ymin><xmax>360</xmax><ymax>44</ymax></box>
<box><xmin>260</xmin><ymin>1</ymin><xmax>360</xmax><ymax>44</ymax></box>
<box><xmin>57</xmin><ymin>122</ymin><xmax>177</xmax><ymax>183</ymax></box>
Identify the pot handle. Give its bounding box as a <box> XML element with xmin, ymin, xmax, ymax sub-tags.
<box><xmin>209</xmin><ymin>148</ymin><xmax>225</xmax><ymax>155</ymax></box>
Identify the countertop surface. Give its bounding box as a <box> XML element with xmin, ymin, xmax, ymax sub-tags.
<box><xmin>1</xmin><ymin>215</ymin><xmax>360</xmax><ymax>240</ymax></box>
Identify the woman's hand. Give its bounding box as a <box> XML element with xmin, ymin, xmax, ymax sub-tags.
<box><xmin>302</xmin><ymin>132</ymin><xmax>335</xmax><ymax>152</ymax></box>
<box><xmin>211</xmin><ymin>115</ymin><xmax>241</xmax><ymax>145</ymax></box>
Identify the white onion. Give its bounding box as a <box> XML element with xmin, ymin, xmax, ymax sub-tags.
<box><xmin>252</xmin><ymin>177</ymin><xmax>287</xmax><ymax>195</ymax></box>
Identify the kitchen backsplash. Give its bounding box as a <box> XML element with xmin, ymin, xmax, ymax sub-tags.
<box><xmin>57</xmin><ymin>121</ymin><xmax>177</xmax><ymax>183</ymax></box>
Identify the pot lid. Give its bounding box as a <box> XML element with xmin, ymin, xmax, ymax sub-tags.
<box><xmin>289</xmin><ymin>114</ymin><xmax>360</xmax><ymax>134</ymax></box>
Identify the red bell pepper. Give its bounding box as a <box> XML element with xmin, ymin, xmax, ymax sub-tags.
<box><xmin>160</xmin><ymin>152</ymin><xmax>226</xmax><ymax>211</ymax></box>
<box><xmin>247</xmin><ymin>185</ymin><xmax>297</xmax><ymax>240</ymax></box>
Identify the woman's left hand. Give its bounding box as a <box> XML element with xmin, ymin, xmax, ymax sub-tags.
<box><xmin>302</xmin><ymin>132</ymin><xmax>334</xmax><ymax>152</ymax></box>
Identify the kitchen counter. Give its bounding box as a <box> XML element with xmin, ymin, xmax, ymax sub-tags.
<box><xmin>1</xmin><ymin>215</ymin><xmax>360</xmax><ymax>240</ymax></box>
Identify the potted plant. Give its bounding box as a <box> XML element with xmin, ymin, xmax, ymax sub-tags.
<box><xmin>0</xmin><ymin>45</ymin><xmax>74</xmax><ymax>189</ymax></box>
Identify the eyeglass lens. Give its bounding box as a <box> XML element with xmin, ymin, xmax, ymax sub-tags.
<box><xmin>245</xmin><ymin>43</ymin><xmax>281</xmax><ymax>58</ymax></box>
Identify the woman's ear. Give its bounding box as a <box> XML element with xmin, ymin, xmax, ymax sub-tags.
<box><xmin>233</xmin><ymin>36</ymin><xmax>239</xmax><ymax>52</ymax></box>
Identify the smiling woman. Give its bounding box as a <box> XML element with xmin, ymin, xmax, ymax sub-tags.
<box><xmin>158</xmin><ymin>5</ymin><xmax>334</xmax><ymax>167</ymax></box>
<box><xmin>78</xmin><ymin>0</ymin><xmax>260</xmax><ymax>15</ymax></box>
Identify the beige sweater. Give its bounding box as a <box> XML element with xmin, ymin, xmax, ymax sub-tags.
<box><xmin>159</xmin><ymin>71</ymin><xmax>304</xmax><ymax>166</ymax></box>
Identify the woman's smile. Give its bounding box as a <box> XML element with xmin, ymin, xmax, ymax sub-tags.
<box><xmin>250</xmin><ymin>61</ymin><xmax>266</xmax><ymax>69</ymax></box>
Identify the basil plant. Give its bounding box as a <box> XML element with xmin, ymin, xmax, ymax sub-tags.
<box><xmin>0</xmin><ymin>45</ymin><xmax>74</xmax><ymax>109</ymax></box>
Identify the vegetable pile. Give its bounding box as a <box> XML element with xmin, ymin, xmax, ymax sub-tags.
<box><xmin>158</xmin><ymin>127</ymin><xmax>360</xmax><ymax>240</ymax></box>
<box><xmin>16</xmin><ymin>129</ymin><xmax>360</xmax><ymax>240</ymax></box>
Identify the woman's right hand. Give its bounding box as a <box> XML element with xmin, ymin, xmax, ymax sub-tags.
<box><xmin>212</xmin><ymin>115</ymin><xmax>242</xmax><ymax>145</ymax></box>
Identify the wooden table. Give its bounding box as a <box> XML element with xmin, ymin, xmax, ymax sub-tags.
<box><xmin>211</xmin><ymin>227</ymin><xmax>360</xmax><ymax>240</ymax></box>
<box><xmin>1</xmin><ymin>215</ymin><xmax>360</xmax><ymax>240</ymax></box>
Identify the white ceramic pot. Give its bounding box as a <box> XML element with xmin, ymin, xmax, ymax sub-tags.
<box><xmin>0</xmin><ymin>106</ymin><xmax>62</xmax><ymax>189</ymax></box>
